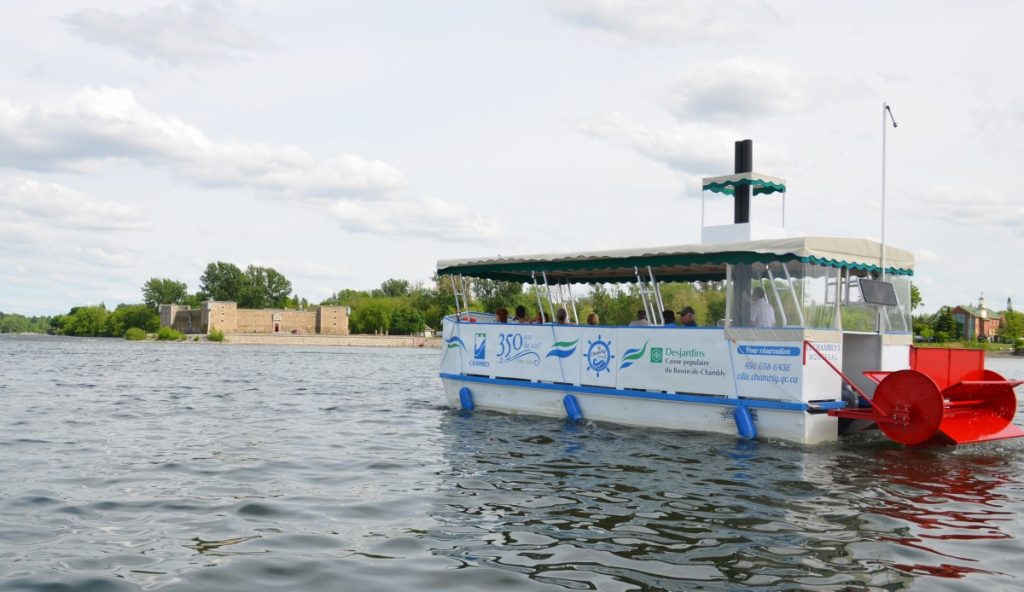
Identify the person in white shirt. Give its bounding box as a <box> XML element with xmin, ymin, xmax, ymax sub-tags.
<box><xmin>750</xmin><ymin>287</ymin><xmax>776</xmax><ymax>328</ymax></box>
<box><xmin>628</xmin><ymin>310</ymin><xmax>649</xmax><ymax>326</ymax></box>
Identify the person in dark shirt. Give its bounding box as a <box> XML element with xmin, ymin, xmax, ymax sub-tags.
<box><xmin>678</xmin><ymin>306</ymin><xmax>697</xmax><ymax>327</ymax></box>
<box><xmin>512</xmin><ymin>305</ymin><xmax>530</xmax><ymax>323</ymax></box>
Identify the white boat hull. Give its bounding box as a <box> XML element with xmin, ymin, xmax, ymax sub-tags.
<box><xmin>441</xmin><ymin>375</ymin><xmax>840</xmax><ymax>445</ymax></box>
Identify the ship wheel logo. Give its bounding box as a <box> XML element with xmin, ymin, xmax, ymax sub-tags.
<box><xmin>584</xmin><ymin>335</ymin><xmax>614</xmax><ymax>377</ymax></box>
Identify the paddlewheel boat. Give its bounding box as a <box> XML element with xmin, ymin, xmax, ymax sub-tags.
<box><xmin>436</xmin><ymin>141</ymin><xmax>1023</xmax><ymax>445</ymax></box>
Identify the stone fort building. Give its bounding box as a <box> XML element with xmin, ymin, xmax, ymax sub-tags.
<box><xmin>159</xmin><ymin>302</ymin><xmax>349</xmax><ymax>335</ymax></box>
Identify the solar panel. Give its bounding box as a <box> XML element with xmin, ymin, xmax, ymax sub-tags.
<box><xmin>858</xmin><ymin>279</ymin><xmax>898</xmax><ymax>306</ymax></box>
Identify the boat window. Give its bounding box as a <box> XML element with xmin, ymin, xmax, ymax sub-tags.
<box><xmin>880</xmin><ymin>275</ymin><xmax>911</xmax><ymax>333</ymax></box>
<box><xmin>797</xmin><ymin>263</ymin><xmax>840</xmax><ymax>330</ymax></box>
<box><xmin>728</xmin><ymin>261</ymin><xmax>840</xmax><ymax>329</ymax></box>
<box><xmin>839</xmin><ymin>272</ymin><xmax>911</xmax><ymax>333</ymax></box>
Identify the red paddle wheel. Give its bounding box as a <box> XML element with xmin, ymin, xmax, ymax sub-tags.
<box><xmin>818</xmin><ymin>345</ymin><xmax>1024</xmax><ymax>445</ymax></box>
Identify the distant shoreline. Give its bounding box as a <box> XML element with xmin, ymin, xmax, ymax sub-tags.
<box><xmin>216</xmin><ymin>333</ymin><xmax>441</xmax><ymax>348</ymax></box>
<box><xmin>0</xmin><ymin>333</ymin><xmax>442</xmax><ymax>349</ymax></box>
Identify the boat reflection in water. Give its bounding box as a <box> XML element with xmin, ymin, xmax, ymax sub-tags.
<box><xmin>427</xmin><ymin>412</ymin><xmax>1024</xmax><ymax>590</ymax></box>
<box><xmin>828</xmin><ymin>445</ymin><xmax>1020</xmax><ymax>581</ymax></box>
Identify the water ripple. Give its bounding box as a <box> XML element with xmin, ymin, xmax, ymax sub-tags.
<box><xmin>1</xmin><ymin>335</ymin><xmax>1024</xmax><ymax>591</ymax></box>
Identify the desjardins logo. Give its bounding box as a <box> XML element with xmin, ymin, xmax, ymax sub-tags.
<box><xmin>650</xmin><ymin>346</ymin><xmax>705</xmax><ymax>364</ymax></box>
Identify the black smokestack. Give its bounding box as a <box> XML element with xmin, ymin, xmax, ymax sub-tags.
<box><xmin>734</xmin><ymin>139</ymin><xmax>752</xmax><ymax>224</ymax></box>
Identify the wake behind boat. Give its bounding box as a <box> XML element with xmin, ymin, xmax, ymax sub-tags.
<box><xmin>436</xmin><ymin>141</ymin><xmax>1022</xmax><ymax>446</ymax></box>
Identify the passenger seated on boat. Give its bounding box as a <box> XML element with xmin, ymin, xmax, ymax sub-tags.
<box><xmin>513</xmin><ymin>305</ymin><xmax>530</xmax><ymax>323</ymax></box>
<box><xmin>628</xmin><ymin>310</ymin><xmax>649</xmax><ymax>326</ymax></box>
<box><xmin>532</xmin><ymin>311</ymin><xmax>546</xmax><ymax>323</ymax></box>
<box><xmin>750</xmin><ymin>287</ymin><xmax>776</xmax><ymax>328</ymax></box>
<box><xmin>662</xmin><ymin>310</ymin><xmax>676</xmax><ymax>325</ymax></box>
<box><xmin>495</xmin><ymin>307</ymin><xmax>509</xmax><ymax>323</ymax></box>
<box><xmin>678</xmin><ymin>306</ymin><xmax>697</xmax><ymax>327</ymax></box>
<box><xmin>585</xmin><ymin>313</ymin><xmax>599</xmax><ymax>326</ymax></box>
<box><xmin>555</xmin><ymin>308</ymin><xmax>573</xmax><ymax>324</ymax></box>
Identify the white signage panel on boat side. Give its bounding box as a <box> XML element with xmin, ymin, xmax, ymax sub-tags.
<box><xmin>451</xmin><ymin>323</ymin><xmax>584</xmax><ymax>384</ymax></box>
<box><xmin>732</xmin><ymin>342</ymin><xmax>805</xmax><ymax>401</ymax></box>
<box><xmin>802</xmin><ymin>341</ymin><xmax>844</xmax><ymax>403</ymax></box>
<box><xmin>440</xmin><ymin>321</ymin><xmax>463</xmax><ymax>375</ymax></box>
<box><xmin>614</xmin><ymin>328</ymin><xmax>734</xmax><ymax>396</ymax></box>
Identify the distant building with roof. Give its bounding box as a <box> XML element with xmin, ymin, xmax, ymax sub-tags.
<box><xmin>952</xmin><ymin>293</ymin><xmax>1002</xmax><ymax>341</ymax></box>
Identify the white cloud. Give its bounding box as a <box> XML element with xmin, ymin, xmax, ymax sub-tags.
<box><xmin>0</xmin><ymin>87</ymin><xmax>407</xmax><ymax>197</ymax></box>
<box><xmin>914</xmin><ymin>249</ymin><xmax>939</xmax><ymax>263</ymax></box>
<box><xmin>0</xmin><ymin>178</ymin><xmax>143</xmax><ymax>272</ymax></box>
<box><xmin>571</xmin><ymin>112</ymin><xmax>787</xmax><ymax>192</ymax></box>
<box><xmin>249</xmin><ymin>259</ymin><xmax>351</xmax><ymax>281</ymax></box>
<box><xmin>63</xmin><ymin>0</ymin><xmax>270</xmax><ymax>67</ymax></box>
<box><xmin>540</xmin><ymin>0</ymin><xmax>777</xmax><ymax>44</ymax></box>
<box><xmin>919</xmin><ymin>185</ymin><xmax>1024</xmax><ymax>239</ymax></box>
<box><xmin>661</xmin><ymin>57</ymin><xmax>860</xmax><ymax>122</ymax></box>
<box><xmin>0</xmin><ymin>218</ymin><xmax>138</xmax><ymax>269</ymax></box>
<box><xmin>969</xmin><ymin>95</ymin><xmax>1024</xmax><ymax>144</ymax></box>
<box><xmin>0</xmin><ymin>88</ymin><xmax>505</xmax><ymax>249</ymax></box>
<box><xmin>328</xmin><ymin>195</ymin><xmax>506</xmax><ymax>244</ymax></box>
<box><xmin>0</xmin><ymin>176</ymin><xmax>148</xmax><ymax>230</ymax></box>
<box><xmin>573</xmin><ymin>112</ymin><xmax>733</xmax><ymax>172</ymax></box>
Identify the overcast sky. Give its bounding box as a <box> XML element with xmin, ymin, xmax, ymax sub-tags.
<box><xmin>2</xmin><ymin>1</ymin><xmax>1022</xmax><ymax>317</ymax></box>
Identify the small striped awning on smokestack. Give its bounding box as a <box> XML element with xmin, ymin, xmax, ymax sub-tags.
<box><xmin>702</xmin><ymin>172</ymin><xmax>786</xmax><ymax>196</ymax></box>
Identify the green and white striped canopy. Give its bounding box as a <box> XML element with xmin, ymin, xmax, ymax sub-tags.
<box><xmin>437</xmin><ymin>236</ymin><xmax>914</xmax><ymax>284</ymax></box>
<box><xmin>702</xmin><ymin>172</ymin><xmax>786</xmax><ymax>196</ymax></box>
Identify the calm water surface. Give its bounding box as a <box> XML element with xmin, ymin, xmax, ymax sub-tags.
<box><xmin>2</xmin><ymin>335</ymin><xmax>1024</xmax><ymax>591</ymax></box>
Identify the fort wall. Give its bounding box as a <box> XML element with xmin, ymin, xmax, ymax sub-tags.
<box><xmin>317</xmin><ymin>306</ymin><xmax>348</xmax><ymax>335</ymax></box>
<box><xmin>159</xmin><ymin>304</ymin><xmax>204</xmax><ymax>333</ymax></box>
<box><xmin>159</xmin><ymin>301</ymin><xmax>349</xmax><ymax>336</ymax></box>
<box><xmin>232</xmin><ymin>309</ymin><xmax>317</xmax><ymax>334</ymax></box>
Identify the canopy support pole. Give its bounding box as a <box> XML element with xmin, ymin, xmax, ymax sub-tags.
<box><xmin>834</xmin><ymin>267</ymin><xmax>842</xmax><ymax>330</ymax></box>
<box><xmin>634</xmin><ymin>267</ymin><xmax>657</xmax><ymax>325</ymax></box>
<box><xmin>891</xmin><ymin>281</ymin><xmax>908</xmax><ymax>332</ymax></box>
<box><xmin>782</xmin><ymin>190</ymin><xmax>787</xmax><ymax>228</ymax></box>
<box><xmin>780</xmin><ymin>263</ymin><xmax>803</xmax><ymax>325</ymax></box>
<box><xmin>450</xmin><ymin>276</ymin><xmax>461</xmax><ymax>316</ymax></box>
<box><xmin>532</xmin><ymin>272</ymin><xmax>545</xmax><ymax>323</ymax></box>
<box><xmin>724</xmin><ymin>264</ymin><xmax>733</xmax><ymax>328</ymax></box>
<box><xmin>566</xmin><ymin>282</ymin><xmax>580</xmax><ymax>325</ymax></box>
<box><xmin>542</xmin><ymin>271</ymin><xmax>555</xmax><ymax>324</ymax></box>
<box><xmin>765</xmin><ymin>269</ymin><xmax>789</xmax><ymax>326</ymax></box>
<box><xmin>648</xmin><ymin>266</ymin><xmax>665</xmax><ymax>324</ymax></box>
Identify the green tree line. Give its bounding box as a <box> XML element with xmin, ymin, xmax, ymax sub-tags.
<box><xmin>49</xmin><ymin>303</ymin><xmax>160</xmax><ymax>337</ymax></box>
<box><xmin>0</xmin><ymin>312</ymin><xmax>53</xmax><ymax>334</ymax></box>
